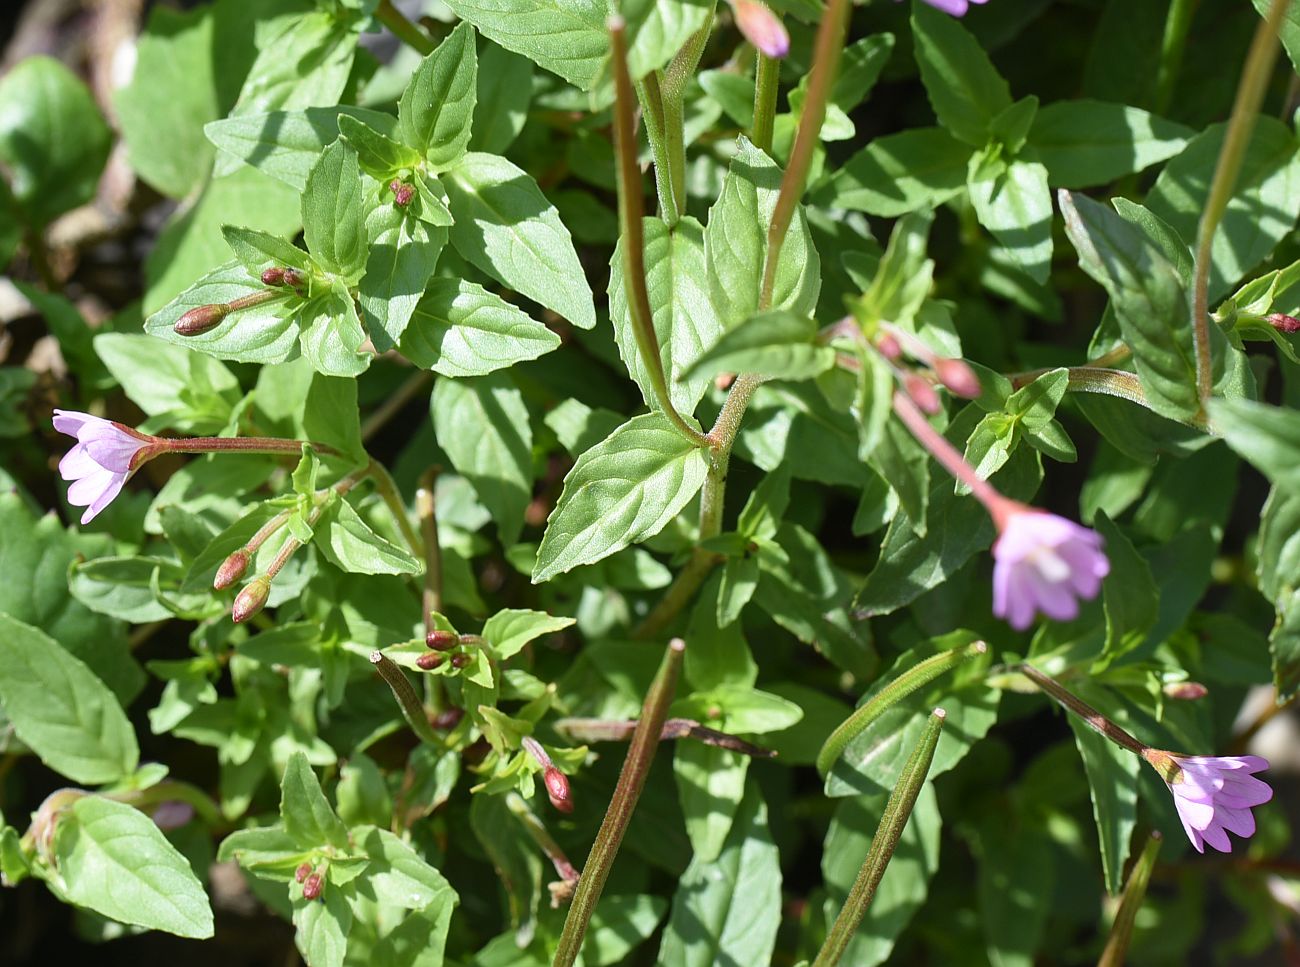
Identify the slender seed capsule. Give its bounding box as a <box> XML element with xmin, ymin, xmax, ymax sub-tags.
<box><xmin>415</xmin><ymin>651</ymin><xmax>444</xmax><ymax>670</ymax></box>
<box><xmin>214</xmin><ymin>549</ymin><xmax>251</xmax><ymax>590</ymax></box>
<box><xmin>426</xmin><ymin>629</ymin><xmax>459</xmax><ymax>650</ymax></box>
<box><xmin>232</xmin><ymin>577</ymin><xmax>271</xmax><ymax>624</ymax></box>
<box><xmin>174</xmin><ymin>303</ymin><xmax>229</xmax><ymax>336</ymax></box>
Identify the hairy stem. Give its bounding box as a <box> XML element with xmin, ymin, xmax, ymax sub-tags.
<box><xmin>1191</xmin><ymin>0</ymin><xmax>1290</xmax><ymax>405</ymax></box>
<box><xmin>555</xmin><ymin>716</ymin><xmax>775</xmax><ymax>757</ymax></box>
<box><xmin>375</xmin><ymin>0</ymin><xmax>435</xmax><ymax>54</ymax></box>
<box><xmin>891</xmin><ymin>389</ymin><xmax>1002</xmax><ymax>512</ymax></box>
<box><xmin>552</xmin><ymin>639</ymin><xmax>685</xmax><ymax>966</ymax></box>
<box><xmin>1019</xmin><ymin>663</ymin><xmax>1147</xmax><ymax>757</ymax></box>
<box><xmin>637</xmin><ymin>72</ymin><xmax>682</xmax><ymax>226</ymax></box>
<box><xmin>368</xmin><ymin>458</ymin><xmax>425</xmax><ymax>560</ymax></box>
<box><xmin>752</xmin><ymin>53</ymin><xmax>780</xmax><ymax>152</ymax></box>
<box><xmin>1154</xmin><ymin>0</ymin><xmax>1198</xmax><ymax>114</ymax></box>
<box><xmin>1098</xmin><ymin>832</ymin><xmax>1163</xmax><ymax>967</ymax></box>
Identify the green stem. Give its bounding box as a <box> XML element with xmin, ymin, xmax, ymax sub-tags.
<box><xmin>166</xmin><ymin>436</ymin><xmax>339</xmax><ymax>459</ymax></box>
<box><xmin>368</xmin><ymin>458</ymin><xmax>425</xmax><ymax>560</ymax></box>
<box><xmin>360</xmin><ymin>369</ymin><xmax>432</xmax><ymax>443</ymax></box>
<box><xmin>552</xmin><ymin>639</ymin><xmax>685</xmax><ymax>967</ymax></box>
<box><xmin>813</xmin><ymin>709</ymin><xmax>946</xmax><ymax>967</ymax></box>
<box><xmin>506</xmin><ymin>793</ymin><xmax>580</xmax><ymax>884</ymax></box>
<box><xmin>1098</xmin><ymin>832</ymin><xmax>1163</xmax><ymax>967</ymax></box>
<box><xmin>416</xmin><ymin>468</ymin><xmax>443</xmax><ymax>629</ymax></box>
<box><xmin>610</xmin><ymin>17</ymin><xmax>712</xmax><ymax>449</ymax></box>
<box><xmin>375</xmin><ymin>0</ymin><xmax>435</xmax><ymax>54</ymax></box>
<box><xmin>1191</xmin><ymin>0</ymin><xmax>1290</xmax><ymax>406</ymax></box>
<box><xmin>757</xmin><ymin>0</ymin><xmax>850</xmax><ymax>309</ymax></box>
<box><xmin>637</xmin><ymin>73</ymin><xmax>682</xmax><ymax>226</ymax></box>
<box><xmin>369</xmin><ymin>651</ymin><xmax>441</xmax><ymax>745</ymax></box>
<box><xmin>1154</xmin><ymin>0</ymin><xmax>1198</xmax><ymax>114</ymax></box>
<box><xmin>816</xmin><ymin>642</ymin><xmax>985</xmax><ymax>775</ymax></box>
<box><xmin>1019</xmin><ymin>664</ymin><xmax>1147</xmax><ymax>757</ymax></box>
<box><xmin>660</xmin><ymin>9</ymin><xmax>712</xmax><ymax>218</ymax></box>
<box><xmin>752</xmin><ymin>53</ymin><xmax>780</xmax><ymax>152</ymax></box>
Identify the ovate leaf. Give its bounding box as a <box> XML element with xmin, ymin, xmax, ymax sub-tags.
<box><xmin>399</xmin><ymin>21</ymin><xmax>478</xmax><ymax>171</ymax></box>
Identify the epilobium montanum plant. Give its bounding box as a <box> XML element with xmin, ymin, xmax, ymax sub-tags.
<box><xmin>2</xmin><ymin>0</ymin><xmax>1300</xmax><ymax>962</ymax></box>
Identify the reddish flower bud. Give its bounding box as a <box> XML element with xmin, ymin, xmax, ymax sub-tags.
<box><xmin>1268</xmin><ymin>313</ymin><xmax>1300</xmax><ymax>334</ymax></box>
<box><xmin>214</xmin><ymin>549</ymin><xmax>251</xmax><ymax>591</ymax></box>
<box><xmin>1164</xmin><ymin>681</ymin><xmax>1209</xmax><ymax>701</ymax></box>
<box><xmin>261</xmin><ymin>267</ymin><xmax>286</xmax><ymax>286</ymax></box>
<box><xmin>875</xmin><ymin>332</ymin><xmax>903</xmax><ymax>360</ymax></box>
<box><xmin>432</xmin><ymin>707</ymin><xmax>464</xmax><ymax>730</ymax></box>
<box><xmin>732</xmin><ymin>0</ymin><xmax>789</xmax><ymax>58</ymax></box>
<box><xmin>415</xmin><ymin>651</ymin><xmax>444</xmax><ymax>670</ymax></box>
<box><xmin>904</xmin><ymin>373</ymin><xmax>941</xmax><ymax>414</ymax></box>
<box><xmin>389</xmin><ymin>179</ymin><xmax>416</xmax><ymax>207</ymax></box>
<box><xmin>544</xmin><ymin>767</ymin><xmax>573</xmax><ymax>814</ymax></box>
<box><xmin>281</xmin><ymin>268</ymin><xmax>307</xmax><ymax>291</ymax></box>
<box><xmin>295</xmin><ymin>862</ymin><xmax>312</xmax><ymax>883</ymax></box>
<box><xmin>231</xmin><ymin>577</ymin><xmax>271</xmax><ymax>624</ymax></box>
<box><xmin>174</xmin><ymin>303</ymin><xmax>229</xmax><ymax>336</ymax></box>
<box><xmin>450</xmin><ymin>652</ymin><xmax>471</xmax><ymax>669</ymax></box>
<box><xmin>302</xmin><ymin>872</ymin><xmax>323</xmax><ymax>900</ymax></box>
<box><xmin>426</xmin><ymin>629</ymin><xmax>459</xmax><ymax>650</ymax></box>
<box><xmin>935</xmin><ymin>358</ymin><xmax>981</xmax><ymax>399</ymax></box>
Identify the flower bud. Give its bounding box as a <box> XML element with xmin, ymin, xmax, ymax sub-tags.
<box><xmin>1163</xmin><ymin>681</ymin><xmax>1208</xmax><ymax>701</ymax></box>
<box><xmin>450</xmin><ymin>652</ymin><xmax>471</xmax><ymax>669</ymax></box>
<box><xmin>935</xmin><ymin>358</ymin><xmax>981</xmax><ymax>399</ymax></box>
<box><xmin>904</xmin><ymin>373</ymin><xmax>941</xmax><ymax>414</ymax></box>
<box><xmin>1268</xmin><ymin>312</ymin><xmax>1300</xmax><ymax>334</ymax></box>
<box><xmin>295</xmin><ymin>862</ymin><xmax>312</xmax><ymax>884</ymax></box>
<box><xmin>732</xmin><ymin>0</ymin><xmax>789</xmax><ymax>58</ymax></box>
<box><xmin>261</xmin><ymin>267</ymin><xmax>286</xmax><ymax>286</ymax></box>
<box><xmin>214</xmin><ymin>549</ymin><xmax>251</xmax><ymax>591</ymax></box>
<box><xmin>302</xmin><ymin>872</ymin><xmax>323</xmax><ymax>900</ymax></box>
<box><xmin>174</xmin><ymin>303</ymin><xmax>229</xmax><ymax>336</ymax></box>
<box><xmin>415</xmin><ymin>651</ymin><xmax>444</xmax><ymax>670</ymax></box>
<box><xmin>544</xmin><ymin>767</ymin><xmax>573</xmax><ymax>814</ymax></box>
<box><xmin>875</xmin><ymin>332</ymin><xmax>903</xmax><ymax>360</ymax></box>
<box><xmin>433</xmin><ymin>707</ymin><xmax>464</xmax><ymax>730</ymax></box>
<box><xmin>426</xmin><ymin>629</ymin><xmax>459</xmax><ymax>650</ymax></box>
<box><xmin>389</xmin><ymin>179</ymin><xmax>415</xmax><ymax>207</ymax></box>
<box><xmin>281</xmin><ymin>268</ymin><xmax>307</xmax><ymax>291</ymax></box>
<box><xmin>150</xmin><ymin>801</ymin><xmax>194</xmax><ymax>830</ymax></box>
<box><xmin>231</xmin><ymin>577</ymin><xmax>271</xmax><ymax>624</ymax></box>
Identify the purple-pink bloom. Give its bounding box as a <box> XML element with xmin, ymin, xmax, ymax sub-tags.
<box><xmin>990</xmin><ymin>503</ymin><xmax>1109</xmax><ymax>630</ymax></box>
<box><xmin>53</xmin><ymin>409</ymin><xmax>156</xmax><ymax>524</ymax></box>
<box><xmin>912</xmin><ymin>0</ymin><xmax>989</xmax><ymax>14</ymax></box>
<box><xmin>1155</xmin><ymin>753</ymin><xmax>1272</xmax><ymax>853</ymax></box>
<box><xmin>732</xmin><ymin>0</ymin><xmax>789</xmax><ymax>58</ymax></box>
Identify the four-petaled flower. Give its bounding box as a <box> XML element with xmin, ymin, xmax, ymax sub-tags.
<box><xmin>991</xmin><ymin>502</ymin><xmax>1110</xmax><ymax>630</ymax></box>
<box><xmin>53</xmin><ymin>409</ymin><xmax>158</xmax><ymax>524</ymax></box>
<box><xmin>1147</xmin><ymin>752</ymin><xmax>1273</xmax><ymax>853</ymax></box>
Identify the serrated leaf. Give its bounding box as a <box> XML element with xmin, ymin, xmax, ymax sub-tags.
<box><xmin>399</xmin><ymin>278</ymin><xmax>560</xmax><ymax>376</ymax></box>
<box><xmin>819</xmin><ymin>127</ymin><xmax>971</xmax><ymax>217</ymax></box>
<box><xmin>0</xmin><ymin>614</ymin><xmax>138</xmax><ymax>784</ymax></box>
<box><xmin>674</xmin><ymin>743</ymin><xmax>748</xmax><ymax>864</ymax></box>
<box><xmin>281</xmin><ymin>751</ymin><xmax>349</xmax><ymax>850</ymax></box>
<box><xmin>337</xmin><ymin>114</ymin><xmax>422</xmax><ymax>181</ymax></box>
<box><xmin>399</xmin><ymin>21</ymin><xmax>478</xmax><ymax>171</ymax></box>
<box><xmin>481</xmin><ymin>609</ymin><xmax>575</xmax><ymax>659</ymax></box>
<box><xmin>316</xmin><ymin>500</ymin><xmax>422</xmax><ymax>576</ymax></box>
<box><xmin>444</xmin><ymin>152</ymin><xmax>595</xmax><ymax>330</ymax></box>
<box><xmin>682</xmin><ymin>309</ymin><xmax>834</xmax><ymax>382</ymax></box>
<box><xmin>533</xmin><ymin>413</ymin><xmax>708</xmax><ymax>582</ymax></box>
<box><xmin>1027</xmin><ymin>99</ymin><xmax>1193</xmax><ymax>188</ymax></box>
<box><xmin>227</xmin><ymin>10</ymin><xmax>357</xmax><ymax>118</ymax></box>
<box><xmin>911</xmin><ymin>1</ymin><xmax>1011</xmax><ymax>147</ymax></box>
<box><xmin>55</xmin><ymin>797</ymin><xmax>213</xmax><ymax>938</ymax></box>
<box><xmin>969</xmin><ymin>157</ymin><xmax>1053</xmax><ymax>284</ymax></box>
<box><xmin>92</xmin><ymin>333</ymin><xmax>240</xmax><ymax>434</ymax></box>
<box><xmin>302</xmin><ymin>140</ymin><xmax>366</xmax><ymax>280</ymax></box>
<box><xmin>1067</xmin><ymin>688</ymin><xmax>1139</xmax><ymax>895</ymax></box>
<box><xmin>298</xmin><ymin>282</ymin><xmax>370</xmax><ymax>377</ymax></box>
<box><xmin>359</xmin><ymin>207</ymin><xmax>447</xmax><ymax>351</ymax></box>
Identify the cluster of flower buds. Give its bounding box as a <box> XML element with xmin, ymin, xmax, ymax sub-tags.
<box><xmin>295</xmin><ymin>862</ymin><xmax>323</xmax><ymax>900</ymax></box>
<box><xmin>522</xmin><ymin>737</ymin><xmax>574</xmax><ymax>814</ymax></box>
<box><xmin>415</xmin><ymin>630</ymin><xmax>482</xmax><ymax>671</ymax></box>
<box><xmin>873</xmin><ymin>322</ymin><xmax>982</xmax><ymax>414</ymax></box>
<box><xmin>174</xmin><ymin>265</ymin><xmax>306</xmax><ymax>336</ymax></box>
<box><xmin>389</xmin><ymin>179</ymin><xmax>416</xmax><ymax>207</ymax></box>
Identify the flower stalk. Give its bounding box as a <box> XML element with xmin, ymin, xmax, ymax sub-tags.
<box><xmin>555</xmin><ymin>716</ymin><xmax>776</xmax><ymax>757</ymax></box>
<box><xmin>505</xmin><ymin>792</ymin><xmax>580</xmax><ymax>902</ymax></box>
<box><xmin>1097</xmin><ymin>831</ymin><xmax>1162</xmax><ymax>967</ymax></box>
<box><xmin>813</xmin><ymin>709</ymin><xmax>946</xmax><ymax>967</ymax></box>
<box><xmin>374</xmin><ymin>0</ymin><xmax>435</xmax><ymax>55</ymax></box>
<box><xmin>816</xmin><ymin>642</ymin><xmax>985</xmax><ymax>775</ymax></box>
<box><xmin>553</xmin><ymin>638</ymin><xmax>685</xmax><ymax>967</ymax></box>
<box><xmin>1018</xmin><ymin>664</ymin><xmax>1146</xmax><ymax>756</ymax></box>
<box><xmin>752</xmin><ymin>53</ymin><xmax>780</xmax><ymax>152</ymax></box>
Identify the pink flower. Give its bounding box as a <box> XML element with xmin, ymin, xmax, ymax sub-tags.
<box><xmin>990</xmin><ymin>503</ymin><xmax>1109</xmax><ymax>630</ymax></box>
<box><xmin>732</xmin><ymin>0</ymin><xmax>789</xmax><ymax>58</ymax></box>
<box><xmin>1147</xmin><ymin>752</ymin><xmax>1272</xmax><ymax>853</ymax></box>
<box><xmin>53</xmin><ymin>409</ymin><xmax>157</xmax><ymax>524</ymax></box>
<box><xmin>915</xmin><ymin>0</ymin><xmax>989</xmax><ymax>14</ymax></box>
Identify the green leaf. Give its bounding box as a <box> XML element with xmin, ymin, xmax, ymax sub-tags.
<box><xmin>787</xmin><ymin>33</ymin><xmax>895</xmax><ymax>142</ymax></box>
<box><xmin>299</xmin><ymin>282</ymin><xmax>371</xmax><ymax>377</ymax></box>
<box><xmin>969</xmin><ymin>157</ymin><xmax>1053</xmax><ymax>284</ymax></box>
<box><xmin>1026</xmin><ymin>99</ymin><xmax>1193</xmax><ymax>189</ymax></box>
<box><xmin>674</xmin><ymin>743</ymin><xmax>748</xmax><ymax>864</ymax></box>
<box><xmin>704</xmin><ymin>138</ymin><xmax>821</xmax><ymax>329</ymax></box>
<box><xmin>337</xmin><ymin>114</ymin><xmax>422</xmax><ymax>180</ymax></box>
<box><xmin>657</xmin><ymin>782</ymin><xmax>781</xmax><ymax>967</ymax></box>
<box><xmin>226</xmin><ymin>10</ymin><xmax>358</xmax><ymax>118</ymax></box>
<box><xmin>1146</xmin><ymin>117</ymin><xmax>1300</xmax><ymax>301</ymax></box>
<box><xmin>977</xmin><ymin>815</ymin><xmax>1054</xmax><ymax>967</ymax></box>
<box><xmin>482</xmin><ymin>609</ymin><xmax>576</xmax><ymax>659</ymax></box>
<box><xmin>911</xmin><ymin>1</ymin><xmax>1012</xmax><ymax>147</ymax></box>
<box><xmin>818</xmin><ymin>127</ymin><xmax>971</xmax><ymax>217</ymax></box>
<box><xmin>471</xmin><ymin>43</ymin><xmax>534</xmax><ymax>155</ymax></box>
<box><xmin>205</xmin><ymin>107</ymin><xmax>401</xmax><ymax>191</ymax></box>
<box><xmin>92</xmin><ymin>333</ymin><xmax>240</xmax><ymax>433</ymax></box>
<box><xmin>442</xmin><ymin>0</ymin><xmax>606</xmax><ymax>90</ymax></box>
<box><xmin>0</xmin><ymin>613</ymin><xmax>138</xmax><ymax>784</ymax></box>
<box><xmin>854</xmin><ymin>209</ymin><xmax>934</xmax><ymax>331</ymax></box>
<box><xmin>113</xmin><ymin>5</ymin><xmax>220</xmax><ymax>199</ymax></box>
<box><xmin>444</xmin><ymin>152</ymin><xmax>596</xmax><ymax>330</ymax></box>
<box><xmin>1209</xmin><ymin>397</ymin><xmax>1300</xmax><ymax>493</ymax></box>
<box><xmin>280</xmin><ymin>751</ymin><xmax>350</xmax><ymax>850</ymax></box>
<box><xmin>399</xmin><ymin>278</ymin><xmax>560</xmax><ymax>376</ymax></box>
<box><xmin>1066</xmin><ymin>687</ymin><xmax>1139</xmax><ymax>895</ymax></box>
<box><xmin>1259</xmin><ymin>487</ymin><xmax>1300</xmax><ymax>700</ymax></box>
<box><xmin>302</xmin><ymin>140</ymin><xmax>367</xmax><ymax>281</ymax></box>
<box><xmin>399</xmin><ymin>21</ymin><xmax>478</xmax><ymax>171</ymax></box>
<box><xmin>432</xmin><ymin>372</ymin><xmax>534</xmax><ymax>546</ymax></box>
<box><xmin>1255</xmin><ymin>0</ymin><xmax>1300</xmax><ymax>73</ymax></box>
<box><xmin>359</xmin><ymin>206</ymin><xmax>447</xmax><ymax>351</ymax></box>
<box><xmin>1058</xmin><ymin>190</ymin><xmax>1199</xmax><ymax>422</ymax></box>
<box><xmin>1091</xmin><ymin>511</ymin><xmax>1158</xmax><ymax>670</ymax></box>
<box><xmin>533</xmin><ymin>413</ymin><xmax>708</xmax><ymax>582</ymax></box>
<box><xmin>0</xmin><ymin>56</ymin><xmax>111</xmax><ymax>227</ymax></box>
<box><xmin>316</xmin><ymin>500</ymin><xmax>422</xmax><ymax>576</ymax></box>
<box><xmin>822</xmin><ymin>783</ymin><xmax>941</xmax><ymax>967</ymax></box>
<box><xmin>304</xmin><ymin>372</ymin><xmax>366</xmax><ymax>466</ymax></box>
<box><xmin>222</xmin><ymin>225</ymin><xmax>313</xmax><ymax>275</ymax></box>
<box><xmin>869</xmin><ymin>419</ymin><xmax>930</xmax><ymax>535</ymax></box>
<box><xmin>469</xmin><ymin>794</ymin><xmax>542</xmax><ymax>939</ymax></box>
<box><xmin>682</xmin><ymin>309</ymin><xmax>834</xmax><ymax>382</ymax></box>
<box><xmin>55</xmin><ymin>797</ymin><xmax>213</xmax><ymax>938</ymax></box>
<box><xmin>610</xmin><ymin>216</ymin><xmax>722</xmax><ymax>415</ymax></box>
<box><xmin>68</xmin><ymin>556</ymin><xmax>207</xmax><ymax>623</ymax></box>
<box><xmin>292</xmin><ymin>884</ymin><xmax>351</xmax><ymax>967</ymax></box>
